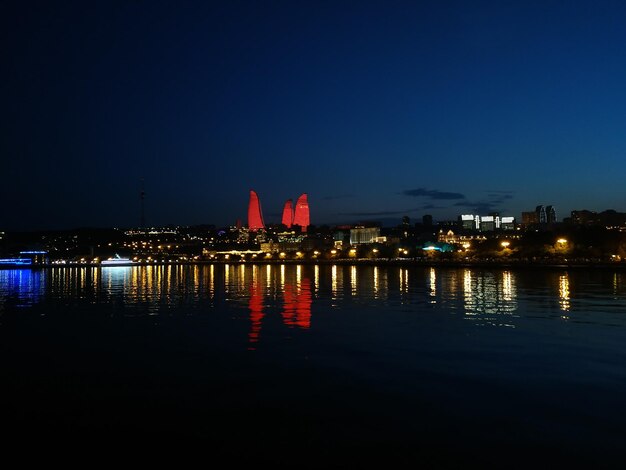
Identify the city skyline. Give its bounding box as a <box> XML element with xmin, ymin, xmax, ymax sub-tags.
<box><xmin>3</xmin><ymin>1</ymin><xmax>626</xmax><ymax>231</ymax></box>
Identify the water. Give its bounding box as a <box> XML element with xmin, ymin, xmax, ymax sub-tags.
<box><xmin>1</xmin><ymin>264</ymin><xmax>626</xmax><ymax>467</ymax></box>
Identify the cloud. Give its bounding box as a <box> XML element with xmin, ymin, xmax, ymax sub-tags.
<box><xmin>449</xmin><ymin>190</ymin><xmax>516</xmax><ymax>214</ymax></box>
<box><xmin>454</xmin><ymin>200</ymin><xmax>508</xmax><ymax>214</ymax></box>
<box><xmin>454</xmin><ymin>202</ymin><xmax>495</xmax><ymax>213</ymax></box>
<box><xmin>486</xmin><ymin>190</ymin><xmax>514</xmax><ymax>204</ymax></box>
<box><xmin>401</xmin><ymin>188</ymin><xmax>465</xmax><ymax>200</ymax></box>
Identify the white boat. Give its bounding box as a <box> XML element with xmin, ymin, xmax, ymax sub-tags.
<box><xmin>101</xmin><ymin>254</ymin><xmax>134</xmax><ymax>266</ymax></box>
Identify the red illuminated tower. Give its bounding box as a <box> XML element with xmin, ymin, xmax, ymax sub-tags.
<box><xmin>247</xmin><ymin>190</ymin><xmax>265</xmax><ymax>231</ymax></box>
<box><xmin>281</xmin><ymin>199</ymin><xmax>294</xmax><ymax>228</ymax></box>
<box><xmin>293</xmin><ymin>193</ymin><xmax>310</xmax><ymax>231</ymax></box>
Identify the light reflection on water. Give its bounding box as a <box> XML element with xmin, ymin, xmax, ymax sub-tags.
<box><xmin>0</xmin><ymin>269</ymin><xmax>45</xmax><ymax>309</ymax></box>
<box><xmin>3</xmin><ymin>264</ymin><xmax>626</xmax><ymax>464</ymax></box>
<box><xmin>0</xmin><ymin>264</ymin><xmax>624</xmax><ymax>308</ymax></box>
<box><xmin>2</xmin><ymin>265</ymin><xmax>626</xmax><ymax>331</ymax></box>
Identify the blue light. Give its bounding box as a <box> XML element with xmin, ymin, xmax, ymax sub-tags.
<box><xmin>20</xmin><ymin>251</ymin><xmax>48</xmax><ymax>254</ymax></box>
<box><xmin>0</xmin><ymin>269</ymin><xmax>44</xmax><ymax>306</ymax></box>
<box><xmin>0</xmin><ymin>258</ymin><xmax>32</xmax><ymax>265</ymax></box>
<box><xmin>421</xmin><ymin>242</ymin><xmax>454</xmax><ymax>253</ymax></box>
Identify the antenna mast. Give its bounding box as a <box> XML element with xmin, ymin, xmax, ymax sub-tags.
<box><xmin>140</xmin><ymin>177</ymin><xmax>145</xmax><ymax>229</ymax></box>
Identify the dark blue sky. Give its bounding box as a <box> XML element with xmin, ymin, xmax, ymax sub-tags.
<box><xmin>2</xmin><ymin>0</ymin><xmax>626</xmax><ymax>230</ymax></box>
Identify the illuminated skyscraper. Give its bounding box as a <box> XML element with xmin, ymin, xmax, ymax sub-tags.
<box><xmin>248</xmin><ymin>190</ymin><xmax>265</xmax><ymax>230</ymax></box>
<box><xmin>536</xmin><ymin>205</ymin><xmax>547</xmax><ymax>224</ymax></box>
<box><xmin>293</xmin><ymin>193</ymin><xmax>310</xmax><ymax>231</ymax></box>
<box><xmin>282</xmin><ymin>199</ymin><xmax>293</xmax><ymax>228</ymax></box>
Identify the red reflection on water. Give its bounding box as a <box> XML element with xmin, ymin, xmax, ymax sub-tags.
<box><xmin>248</xmin><ymin>275</ymin><xmax>312</xmax><ymax>347</ymax></box>
<box><xmin>248</xmin><ymin>279</ymin><xmax>264</xmax><ymax>347</ymax></box>
<box><xmin>282</xmin><ymin>282</ymin><xmax>296</xmax><ymax>325</ymax></box>
<box><xmin>294</xmin><ymin>278</ymin><xmax>311</xmax><ymax>329</ymax></box>
<box><xmin>281</xmin><ymin>278</ymin><xmax>311</xmax><ymax>329</ymax></box>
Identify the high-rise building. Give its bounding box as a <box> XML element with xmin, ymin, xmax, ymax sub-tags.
<box><xmin>536</xmin><ymin>205</ymin><xmax>547</xmax><ymax>224</ymax></box>
<box><xmin>459</xmin><ymin>214</ymin><xmax>478</xmax><ymax>231</ymax></box>
<box><xmin>350</xmin><ymin>226</ymin><xmax>380</xmax><ymax>244</ymax></box>
<box><xmin>521</xmin><ymin>211</ymin><xmax>539</xmax><ymax>225</ymax></box>
<box><xmin>248</xmin><ymin>190</ymin><xmax>265</xmax><ymax>231</ymax></box>
<box><xmin>281</xmin><ymin>199</ymin><xmax>294</xmax><ymax>228</ymax></box>
<box><xmin>479</xmin><ymin>215</ymin><xmax>495</xmax><ymax>232</ymax></box>
<box><xmin>522</xmin><ymin>204</ymin><xmax>557</xmax><ymax>229</ymax></box>
<box><xmin>458</xmin><ymin>213</ymin><xmax>515</xmax><ymax>231</ymax></box>
<box><xmin>500</xmin><ymin>216</ymin><xmax>515</xmax><ymax>230</ymax></box>
<box><xmin>293</xmin><ymin>193</ymin><xmax>310</xmax><ymax>231</ymax></box>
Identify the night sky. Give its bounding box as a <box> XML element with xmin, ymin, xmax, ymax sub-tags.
<box><xmin>3</xmin><ymin>0</ymin><xmax>626</xmax><ymax>231</ymax></box>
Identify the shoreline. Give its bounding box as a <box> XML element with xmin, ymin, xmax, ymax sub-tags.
<box><xmin>2</xmin><ymin>259</ymin><xmax>626</xmax><ymax>270</ymax></box>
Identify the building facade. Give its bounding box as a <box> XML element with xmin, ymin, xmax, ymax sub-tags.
<box><xmin>281</xmin><ymin>199</ymin><xmax>293</xmax><ymax>228</ymax></box>
<box><xmin>247</xmin><ymin>190</ymin><xmax>265</xmax><ymax>231</ymax></box>
<box><xmin>293</xmin><ymin>193</ymin><xmax>310</xmax><ymax>231</ymax></box>
<box><xmin>350</xmin><ymin>226</ymin><xmax>380</xmax><ymax>244</ymax></box>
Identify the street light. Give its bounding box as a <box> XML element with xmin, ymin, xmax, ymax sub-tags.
<box><xmin>501</xmin><ymin>241</ymin><xmax>510</xmax><ymax>248</ymax></box>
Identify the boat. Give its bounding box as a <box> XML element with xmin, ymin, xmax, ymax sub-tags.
<box><xmin>101</xmin><ymin>254</ymin><xmax>134</xmax><ymax>266</ymax></box>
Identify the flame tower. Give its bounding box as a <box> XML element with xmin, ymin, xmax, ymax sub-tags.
<box><xmin>248</xmin><ymin>190</ymin><xmax>265</xmax><ymax>231</ymax></box>
<box><xmin>293</xmin><ymin>193</ymin><xmax>310</xmax><ymax>231</ymax></box>
<box><xmin>282</xmin><ymin>199</ymin><xmax>294</xmax><ymax>228</ymax></box>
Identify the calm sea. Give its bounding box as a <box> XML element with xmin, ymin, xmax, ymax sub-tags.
<box><xmin>1</xmin><ymin>264</ymin><xmax>626</xmax><ymax>467</ymax></box>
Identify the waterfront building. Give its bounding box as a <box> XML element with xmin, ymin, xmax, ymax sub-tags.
<box><xmin>293</xmin><ymin>193</ymin><xmax>310</xmax><ymax>231</ymax></box>
<box><xmin>536</xmin><ymin>205</ymin><xmax>547</xmax><ymax>224</ymax></box>
<box><xmin>350</xmin><ymin>226</ymin><xmax>380</xmax><ymax>244</ymax></box>
<box><xmin>480</xmin><ymin>215</ymin><xmax>495</xmax><ymax>232</ymax></box>
<box><xmin>521</xmin><ymin>211</ymin><xmax>539</xmax><ymax>226</ymax></box>
<box><xmin>460</xmin><ymin>214</ymin><xmax>479</xmax><ymax>231</ymax></box>
<box><xmin>500</xmin><ymin>216</ymin><xmax>515</xmax><ymax>231</ymax></box>
<box><xmin>248</xmin><ymin>190</ymin><xmax>265</xmax><ymax>231</ymax></box>
<box><xmin>282</xmin><ymin>199</ymin><xmax>294</xmax><ymax>228</ymax></box>
<box><xmin>522</xmin><ymin>204</ymin><xmax>557</xmax><ymax>230</ymax></box>
<box><xmin>459</xmin><ymin>214</ymin><xmax>515</xmax><ymax>232</ymax></box>
<box><xmin>568</xmin><ymin>209</ymin><xmax>626</xmax><ymax>228</ymax></box>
